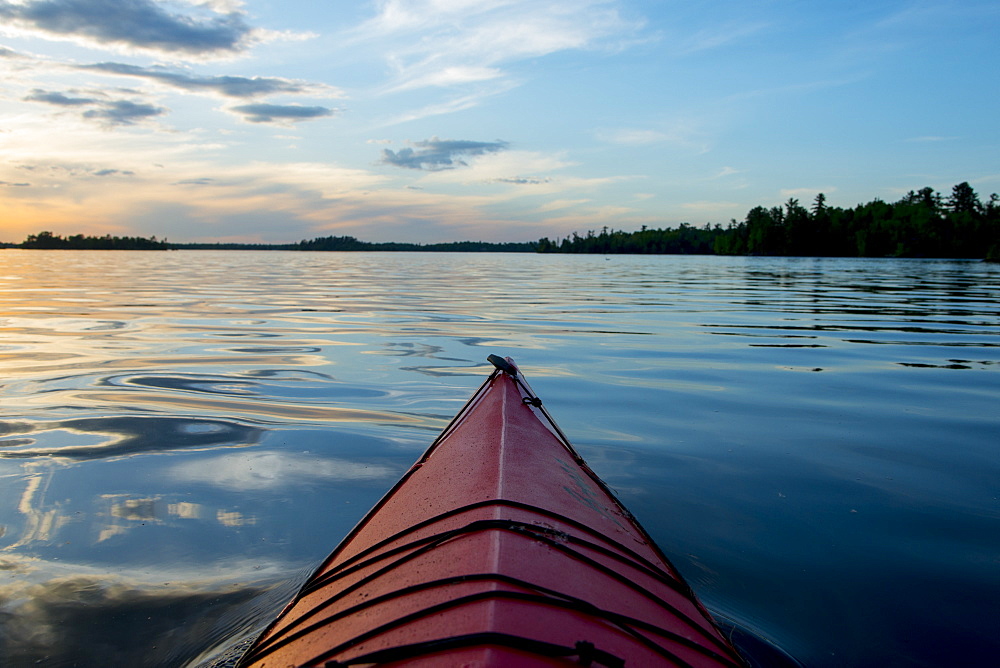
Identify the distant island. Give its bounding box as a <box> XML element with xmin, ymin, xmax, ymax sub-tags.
<box><xmin>8</xmin><ymin>182</ymin><xmax>999</xmax><ymax>260</ymax></box>
<box><xmin>13</xmin><ymin>231</ymin><xmax>535</xmax><ymax>253</ymax></box>
<box><xmin>17</xmin><ymin>231</ymin><xmax>172</xmax><ymax>250</ymax></box>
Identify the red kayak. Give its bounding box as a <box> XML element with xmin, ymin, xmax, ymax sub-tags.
<box><xmin>238</xmin><ymin>356</ymin><xmax>747</xmax><ymax>667</ymax></box>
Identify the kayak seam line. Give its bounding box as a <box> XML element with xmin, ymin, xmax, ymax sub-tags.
<box><xmin>305</xmin><ymin>515</ymin><xmax>689</xmax><ymax>617</ymax></box>
<box><xmin>238</xmin><ymin>362</ymin><xmax>747</xmax><ymax>668</ymax></box>
<box><xmin>295</xmin><ymin>369</ymin><xmax>501</xmax><ymax>590</ymax></box>
<box><xmin>320</xmin><ymin>499</ymin><xmax>681</xmax><ymax>590</ymax></box>
<box><xmin>242</xmin><ymin>521</ymin><xmax>738</xmax><ymax>665</ymax></box>
<box><xmin>324</xmin><ymin>517</ymin><xmax>691</xmax><ymax>604</ymax></box>
<box><xmin>299</xmin><ymin>589</ymin><xmax>737</xmax><ymax>668</ymax></box>
<box><xmin>293</xmin><ymin>513</ymin><xmax>721</xmax><ymax>648</ymax></box>
<box><xmin>496</xmin><ymin>366</ymin><xmax>510</xmax><ymax>526</ymax></box>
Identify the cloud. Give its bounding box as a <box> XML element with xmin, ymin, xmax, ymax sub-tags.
<box><xmin>80</xmin><ymin>62</ymin><xmax>332</xmax><ymax>98</ymax></box>
<box><xmin>357</xmin><ymin>0</ymin><xmax>643</xmax><ymax>101</ymax></box>
<box><xmin>380</xmin><ymin>137</ymin><xmax>509</xmax><ymax>171</ymax></box>
<box><xmin>382</xmin><ymin>84</ymin><xmax>517</xmax><ymax>125</ymax></box>
<box><xmin>24</xmin><ymin>88</ymin><xmax>97</xmax><ymax>106</ymax></box>
<box><xmin>92</xmin><ymin>168</ymin><xmax>133</xmax><ymax>176</ymax></box>
<box><xmin>389</xmin><ymin>65</ymin><xmax>503</xmax><ymax>92</ymax></box>
<box><xmin>597</xmin><ymin>119</ymin><xmax>713</xmax><ymax>154</ymax></box>
<box><xmin>0</xmin><ymin>0</ymin><xmax>259</xmax><ymax>56</ymax></box>
<box><xmin>229</xmin><ymin>103</ymin><xmax>336</xmax><ymax>124</ymax></box>
<box><xmin>488</xmin><ymin>176</ymin><xmax>552</xmax><ymax>185</ymax></box>
<box><xmin>14</xmin><ymin>162</ymin><xmax>136</xmax><ymax>179</ymax></box>
<box><xmin>673</xmin><ymin>20</ymin><xmax>771</xmax><ymax>55</ymax></box>
<box><xmin>22</xmin><ymin>88</ymin><xmax>166</xmax><ymax>126</ymax></box>
<box><xmin>539</xmin><ymin>198</ymin><xmax>590</xmax><ymax>212</ymax></box>
<box><xmin>713</xmin><ymin>166</ymin><xmax>741</xmax><ymax>178</ymax></box>
<box><xmin>84</xmin><ymin>99</ymin><xmax>166</xmax><ymax>125</ymax></box>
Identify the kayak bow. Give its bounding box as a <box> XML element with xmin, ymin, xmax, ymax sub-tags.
<box><xmin>238</xmin><ymin>357</ymin><xmax>747</xmax><ymax>667</ymax></box>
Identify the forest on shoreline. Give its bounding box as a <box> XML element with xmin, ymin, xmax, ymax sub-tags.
<box><xmin>10</xmin><ymin>231</ymin><xmax>535</xmax><ymax>253</ymax></box>
<box><xmin>539</xmin><ymin>182</ymin><xmax>999</xmax><ymax>259</ymax></box>
<box><xmin>7</xmin><ymin>182</ymin><xmax>999</xmax><ymax>259</ymax></box>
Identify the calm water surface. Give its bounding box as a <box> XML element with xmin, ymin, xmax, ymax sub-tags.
<box><xmin>1</xmin><ymin>250</ymin><xmax>997</xmax><ymax>667</ymax></box>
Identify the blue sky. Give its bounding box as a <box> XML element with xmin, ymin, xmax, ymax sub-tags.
<box><xmin>0</xmin><ymin>0</ymin><xmax>997</xmax><ymax>243</ymax></box>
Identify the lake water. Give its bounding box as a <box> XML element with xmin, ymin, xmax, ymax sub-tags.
<box><xmin>0</xmin><ymin>250</ymin><xmax>997</xmax><ymax>667</ymax></box>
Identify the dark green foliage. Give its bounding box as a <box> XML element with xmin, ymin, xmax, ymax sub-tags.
<box><xmin>21</xmin><ymin>231</ymin><xmax>169</xmax><ymax>250</ymax></box>
<box><xmin>11</xmin><ymin>182</ymin><xmax>996</xmax><ymax>258</ymax></box>
<box><xmin>13</xmin><ymin>233</ymin><xmax>535</xmax><ymax>252</ymax></box>
<box><xmin>170</xmin><ymin>243</ymin><xmax>297</xmax><ymax>250</ymax></box>
<box><xmin>541</xmin><ymin>223</ymin><xmax>719</xmax><ymax>255</ymax></box>
<box><xmin>541</xmin><ymin>182</ymin><xmax>1000</xmax><ymax>259</ymax></box>
<box><xmin>294</xmin><ymin>236</ymin><xmax>536</xmax><ymax>252</ymax></box>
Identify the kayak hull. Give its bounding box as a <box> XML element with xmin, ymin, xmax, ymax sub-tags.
<box><xmin>239</xmin><ymin>358</ymin><xmax>745</xmax><ymax>667</ymax></box>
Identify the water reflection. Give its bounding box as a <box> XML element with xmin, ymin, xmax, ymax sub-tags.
<box><xmin>0</xmin><ymin>252</ymin><xmax>997</xmax><ymax>667</ymax></box>
<box><xmin>4</xmin><ymin>462</ymin><xmax>68</xmax><ymax>550</ymax></box>
<box><xmin>169</xmin><ymin>451</ymin><xmax>399</xmax><ymax>491</ymax></box>
<box><xmin>0</xmin><ymin>416</ymin><xmax>264</xmax><ymax>460</ymax></box>
<box><xmin>0</xmin><ymin>553</ymin><xmax>300</xmax><ymax>668</ymax></box>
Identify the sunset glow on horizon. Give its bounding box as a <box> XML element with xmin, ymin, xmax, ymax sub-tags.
<box><xmin>1</xmin><ymin>0</ymin><xmax>997</xmax><ymax>244</ymax></box>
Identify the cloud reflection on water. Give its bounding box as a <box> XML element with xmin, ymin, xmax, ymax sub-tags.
<box><xmin>1</xmin><ymin>253</ymin><xmax>997</xmax><ymax>667</ymax></box>
<box><xmin>0</xmin><ymin>416</ymin><xmax>264</xmax><ymax>460</ymax></box>
<box><xmin>170</xmin><ymin>451</ymin><xmax>399</xmax><ymax>491</ymax></box>
<box><xmin>0</xmin><ymin>553</ymin><xmax>300</xmax><ymax>668</ymax></box>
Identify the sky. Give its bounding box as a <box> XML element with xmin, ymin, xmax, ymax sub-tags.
<box><xmin>0</xmin><ymin>0</ymin><xmax>997</xmax><ymax>244</ymax></box>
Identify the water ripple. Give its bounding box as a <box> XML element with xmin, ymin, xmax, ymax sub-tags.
<box><xmin>0</xmin><ymin>417</ymin><xmax>264</xmax><ymax>461</ymax></box>
<box><xmin>0</xmin><ymin>252</ymin><xmax>997</xmax><ymax>668</ymax></box>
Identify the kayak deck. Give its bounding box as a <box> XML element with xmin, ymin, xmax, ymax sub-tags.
<box><xmin>238</xmin><ymin>357</ymin><xmax>746</xmax><ymax>667</ymax></box>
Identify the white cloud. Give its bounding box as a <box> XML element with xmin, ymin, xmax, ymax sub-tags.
<box><xmin>388</xmin><ymin>65</ymin><xmax>503</xmax><ymax>91</ymax></box>
<box><xmin>382</xmin><ymin>90</ymin><xmax>498</xmax><ymax>125</ymax></box>
<box><xmin>597</xmin><ymin>118</ymin><xmax>713</xmax><ymax>153</ymax></box>
<box><xmin>673</xmin><ymin>21</ymin><xmax>771</xmax><ymax>55</ymax></box>
<box><xmin>538</xmin><ymin>198</ymin><xmax>590</xmax><ymax>212</ymax></box>
<box><xmin>358</xmin><ymin>0</ymin><xmax>642</xmax><ymax>96</ymax></box>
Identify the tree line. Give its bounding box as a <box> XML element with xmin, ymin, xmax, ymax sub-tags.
<box><xmin>537</xmin><ymin>182</ymin><xmax>1000</xmax><ymax>259</ymax></box>
<box><xmin>10</xmin><ymin>182</ymin><xmax>998</xmax><ymax>258</ymax></box>
<box><xmin>20</xmin><ymin>231</ymin><xmax>171</xmax><ymax>250</ymax></box>
<box><xmin>294</xmin><ymin>236</ymin><xmax>536</xmax><ymax>252</ymax></box>
<box><xmin>10</xmin><ymin>232</ymin><xmax>535</xmax><ymax>252</ymax></box>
